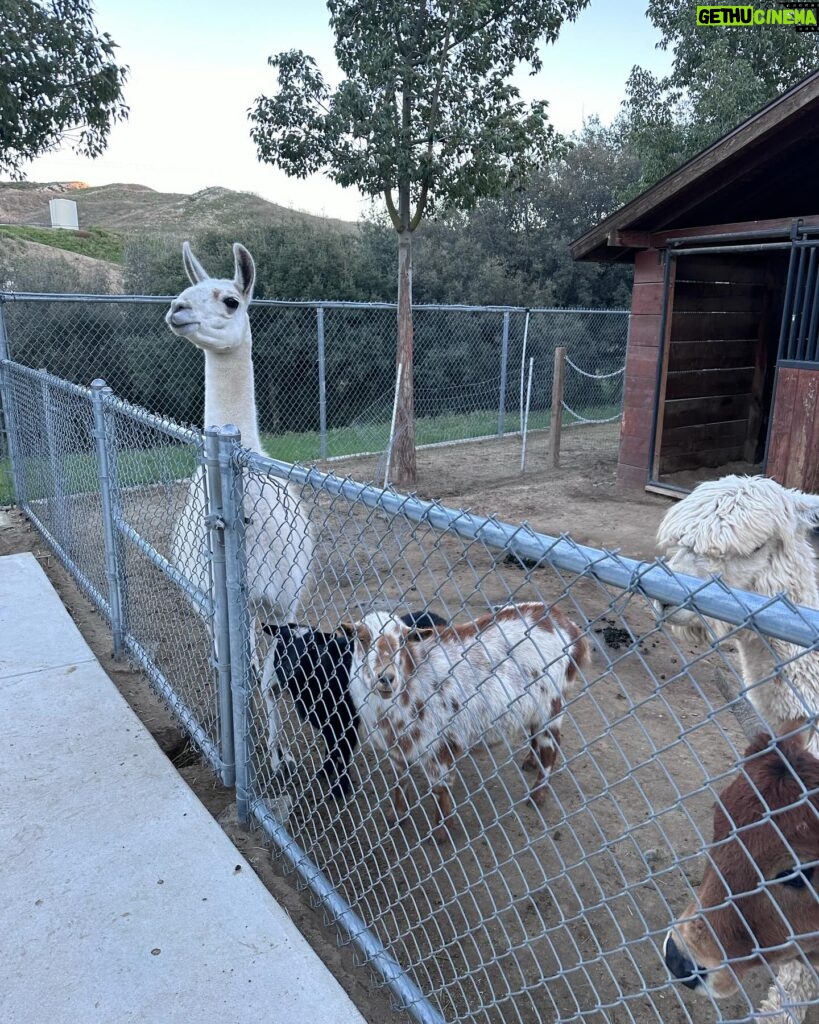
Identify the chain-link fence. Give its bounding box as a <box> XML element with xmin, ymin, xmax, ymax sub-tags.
<box><xmin>1</xmin><ymin>360</ymin><xmax>229</xmax><ymax>778</ymax></box>
<box><xmin>0</xmin><ymin>294</ymin><xmax>627</xmax><ymax>493</ymax></box>
<box><xmin>3</xmin><ymin>357</ymin><xmax>818</xmax><ymax>1024</ymax></box>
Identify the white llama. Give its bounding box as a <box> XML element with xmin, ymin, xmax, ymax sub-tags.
<box><xmin>165</xmin><ymin>241</ymin><xmax>314</xmax><ymax>772</ymax></box>
<box><xmin>656</xmin><ymin>474</ymin><xmax>819</xmax><ymax>1024</ymax></box>
<box><xmin>655</xmin><ymin>474</ymin><xmax>819</xmax><ymax>737</ymax></box>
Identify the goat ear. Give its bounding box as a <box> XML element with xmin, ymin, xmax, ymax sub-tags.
<box><xmin>182</xmin><ymin>241</ymin><xmax>208</xmax><ymax>285</ymax></box>
<box><xmin>405</xmin><ymin>627</ymin><xmax>436</xmax><ymax>643</ymax></box>
<box><xmin>262</xmin><ymin>622</ymin><xmax>301</xmax><ymax>636</ymax></box>
<box><xmin>233</xmin><ymin>243</ymin><xmax>255</xmax><ymax>301</ymax></box>
<box><xmin>336</xmin><ymin>623</ymin><xmax>372</xmax><ymax>650</ymax></box>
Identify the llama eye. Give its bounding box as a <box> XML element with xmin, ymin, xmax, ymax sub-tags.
<box><xmin>224</xmin><ymin>296</ymin><xmax>240</xmax><ymax>311</ymax></box>
<box><xmin>774</xmin><ymin>866</ymin><xmax>811</xmax><ymax>888</ymax></box>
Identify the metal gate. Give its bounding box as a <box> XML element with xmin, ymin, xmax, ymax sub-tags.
<box><xmin>776</xmin><ymin>227</ymin><xmax>819</xmax><ymax>367</ymax></box>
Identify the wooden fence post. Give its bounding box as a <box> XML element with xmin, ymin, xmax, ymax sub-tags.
<box><xmin>549</xmin><ymin>346</ymin><xmax>566</xmax><ymax>468</ymax></box>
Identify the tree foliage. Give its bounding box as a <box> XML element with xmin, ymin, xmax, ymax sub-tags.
<box><xmin>250</xmin><ymin>1</ymin><xmax>588</xmax><ymax>226</ymax></box>
<box><xmin>0</xmin><ymin>0</ymin><xmax>128</xmax><ymax>178</ymax></box>
<box><xmin>249</xmin><ymin>0</ymin><xmax>589</xmax><ymax>481</ymax></box>
<box><xmin>618</xmin><ymin>0</ymin><xmax>819</xmax><ymax>192</ymax></box>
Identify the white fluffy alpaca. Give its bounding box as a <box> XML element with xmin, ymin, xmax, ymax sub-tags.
<box><xmin>166</xmin><ymin>242</ymin><xmax>314</xmax><ymax>773</ymax></box>
<box><xmin>656</xmin><ymin>474</ymin><xmax>819</xmax><ymax>1024</ymax></box>
<box><xmin>656</xmin><ymin>474</ymin><xmax>819</xmax><ymax>735</ymax></box>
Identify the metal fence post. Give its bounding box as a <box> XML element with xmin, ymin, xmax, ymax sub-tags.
<box><xmin>204</xmin><ymin>428</ymin><xmax>236</xmax><ymax>789</ymax></box>
<box><xmin>317</xmin><ymin>306</ymin><xmax>327</xmax><ymax>459</ymax></box>
<box><xmin>519</xmin><ymin>308</ymin><xmax>530</xmax><ymax>432</ymax></box>
<box><xmin>91</xmin><ymin>379</ymin><xmax>126</xmax><ymax>657</ymax></box>
<box><xmin>0</xmin><ymin>299</ymin><xmax>26</xmax><ymax>505</ymax></box>
<box><xmin>498</xmin><ymin>311</ymin><xmax>509</xmax><ymax>436</ymax></box>
<box><xmin>217</xmin><ymin>424</ymin><xmax>252</xmax><ymax>822</ymax></box>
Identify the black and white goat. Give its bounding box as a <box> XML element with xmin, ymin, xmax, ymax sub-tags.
<box><xmin>261</xmin><ymin>611</ymin><xmax>446</xmax><ymax>796</ymax></box>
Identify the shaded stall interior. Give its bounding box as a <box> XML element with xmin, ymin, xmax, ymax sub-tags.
<box><xmin>651</xmin><ymin>248</ymin><xmax>790</xmax><ymax>490</ymax></box>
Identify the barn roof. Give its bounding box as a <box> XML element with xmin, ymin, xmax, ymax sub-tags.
<box><xmin>571</xmin><ymin>70</ymin><xmax>819</xmax><ymax>263</ymax></box>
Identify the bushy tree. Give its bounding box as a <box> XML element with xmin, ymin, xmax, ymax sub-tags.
<box><xmin>0</xmin><ymin>0</ymin><xmax>128</xmax><ymax>178</ymax></box>
<box><xmin>417</xmin><ymin>119</ymin><xmax>637</xmax><ymax>309</ymax></box>
<box><xmin>249</xmin><ymin>0</ymin><xmax>589</xmax><ymax>483</ymax></box>
<box><xmin>619</xmin><ymin>0</ymin><xmax>819</xmax><ymax>192</ymax></box>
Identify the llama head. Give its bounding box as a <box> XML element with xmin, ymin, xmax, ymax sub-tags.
<box><xmin>165</xmin><ymin>241</ymin><xmax>256</xmax><ymax>354</ymax></box>
<box><xmin>655</xmin><ymin>475</ymin><xmax>819</xmax><ymax>642</ymax></box>
<box><xmin>664</xmin><ymin>720</ymin><xmax>819</xmax><ymax>999</ymax></box>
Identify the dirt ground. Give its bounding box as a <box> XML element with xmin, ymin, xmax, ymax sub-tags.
<box><xmin>331</xmin><ymin>423</ymin><xmax>666</xmax><ymax>561</ymax></box>
<box><xmin>2</xmin><ymin>424</ymin><xmax>812</xmax><ymax>1024</ymax></box>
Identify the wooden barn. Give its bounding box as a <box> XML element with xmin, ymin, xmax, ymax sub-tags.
<box><xmin>571</xmin><ymin>70</ymin><xmax>819</xmax><ymax>496</ymax></box>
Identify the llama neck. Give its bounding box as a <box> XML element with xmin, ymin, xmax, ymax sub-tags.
<box><xmin>202</xmin><ymin>343</ymin><xmax>262</xmax><ymax>453</ymax></box>
<box><xmin>736</xmin><ymin>632</ymin><xmax>819</xmax><ymax>725</ymax></box>
<box><xmin>767</xmin><ymin>538</ymin><xmax>819</xmax><ymax>609</ymax></box>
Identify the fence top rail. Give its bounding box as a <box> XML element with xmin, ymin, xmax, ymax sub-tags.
<box><xmin>0</xmin><ymin>291</ymin><xmax>629</xmax><ymax>316</ymax></box>
<box><xmin>238</xmin><ymin>444</ymin><xmax>819</xmax><ymax>650</ymax></box>
<box><xmin>2</xmin><ymin>360</ymin><xmax>202</xmax><ymax>446</ymax></box>
<box><xmin>99</xmin><ymin>387</ymin><xmax>203</xmax><ymax>446</ymax></box>
<box><xmin>1</xmin><ymin>358</ymin><xmax>92</xmax><ymax>399</ymax></box>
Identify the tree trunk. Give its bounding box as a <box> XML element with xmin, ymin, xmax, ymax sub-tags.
<box><xmin>391</xmin><ymin>229</ymin><xmax>417</xmax><ymax>485</ymax></box>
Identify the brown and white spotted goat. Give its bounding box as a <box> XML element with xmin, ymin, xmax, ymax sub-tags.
<box><xmin>665</xmin><ymin>720</ymin><xmax>819</xmax><ymax>1021</ymax></box>
<box><xmin>344</xmin><ymin>603</ymin><xmax>589</xmax><ymax>842</ymax></box>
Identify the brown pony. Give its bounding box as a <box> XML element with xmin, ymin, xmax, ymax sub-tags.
<box><xmin>664</xmin><ymin>720</ymin><xmax>819</xmax><ymax>1016</ymax></box>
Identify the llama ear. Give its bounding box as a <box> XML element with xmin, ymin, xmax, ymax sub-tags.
<box><xmin>793</xmin><ymin>491</ymin><xmax>819</xmax><ymax>530</ymax></box>
<box><xmin>233</xmin><ymin>243</ymin><xmax>255</xmax><ymax>301</ymax></box>
<box><xmin>182</xmin><ymin>241</ymin><xmax>209</xmax><ymax>285</ymax></box>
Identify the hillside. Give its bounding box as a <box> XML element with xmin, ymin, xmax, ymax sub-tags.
<box><xmin>0</xmin><ymin>180</ymin><xmax>356</xmax><ymax>293</ymax></box>
<box><xmin>0</xmin><ymin>236</ymin><xmax>124</xmax><ymax>292</ymax></box>
<box><xmin>0</xmin><ymin>181</ymin><xmax>355</xmax><ymax>236</ymax></box>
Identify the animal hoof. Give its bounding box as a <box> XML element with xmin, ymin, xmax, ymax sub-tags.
<box><xmin>521</xmin><ymin>752</ymin><xmax>539</xmax><ymax>772</ymax></box>
<box><xmin>529</xmin><ymin>785</ymin><xmax>549</xmax><ymax>808</ymax></box>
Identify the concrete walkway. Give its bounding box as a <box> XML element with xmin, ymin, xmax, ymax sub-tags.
<box><xmin>0</xmin><ymin>552</ymin><xmax>367</xmax><ymax>1024</ymax></box>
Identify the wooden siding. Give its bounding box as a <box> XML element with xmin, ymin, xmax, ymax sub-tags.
<box><xmin>616</xmin><ymin>249</ymin><xmax>666</xmax><ymax>488</ymax></box>
<box><xmin>767</xmin><ymin>366</ymin><xmax>819</xmax><ymax>491</ymax></box>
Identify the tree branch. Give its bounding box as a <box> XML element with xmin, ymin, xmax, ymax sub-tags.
<box><xmin>410</xmin><ymin>3</ymin><xmax>455</xmax><ymax>228</ymax></box>
<box><xmin>384</xmin><ymin>188</ymin><xmax>402</xmax><ymax>230</ymax></box>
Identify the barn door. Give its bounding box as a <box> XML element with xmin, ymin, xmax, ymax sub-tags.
<box><xmin>766</xmin><ymin>231</ymin><xmax>819</xmax><ymax>489</ymax></box>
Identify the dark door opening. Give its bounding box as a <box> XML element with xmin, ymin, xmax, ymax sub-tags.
<box><xmin>650</xmin><ymin>247</ymin><xmax>788</xmax><ymax>492</ymax></box>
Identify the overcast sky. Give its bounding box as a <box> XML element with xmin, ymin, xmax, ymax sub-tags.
<box><xmin>22</xmin><ymin>1</ymin><xmax>671</xmax><ymax>221</ymax></box>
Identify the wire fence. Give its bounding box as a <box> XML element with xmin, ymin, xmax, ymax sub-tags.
<box><xmin>0</xmin><ymin>293</ymin><xmax>627</xmax><ymax>491</ymax></box>
<box><xmin>3</xmin><ymin>357</ymin><xmax>818</xmax><ymax>1024</ymax></box>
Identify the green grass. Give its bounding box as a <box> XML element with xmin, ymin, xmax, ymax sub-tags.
<box><xmin>258</xmin><ymin>405</ymin><xmax>620</xmax><ymax>463</ymax></box>
<box><xmin>0</xmin><ymin>404</ymin><xmax>621</xmax><ymax>505</ymax></box>
<box><xmin>0</xmin><ymin>446</ymin><xmax>196</xmax><ymax>505</ymax></box>
<box><xmin>0</xmin><ymin>460</ymin><xmax>13</xmax><ymax>505</ymax></box>
<box><xmin>259</xmin><ymin>409</ymin><xmax>532</xmax><ymax>463</ymax></box>
<box><xmin>0</xmin><ymin>225</ymin><xmax>124</xmax><ymax>263</ymax></box>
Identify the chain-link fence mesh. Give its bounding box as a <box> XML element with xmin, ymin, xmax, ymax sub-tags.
<box><xmin>4</xmin><ymin>358</ymin><xmax>818</xmax><ymax>1024</ymax></box>
<box><xmin>2</xmin><ymin>364</ymin><xmax>108</xmax><ymax>604</ymax></box>
<box><xmin>1</xmin><ymin>360</ymin><xmax>226</xmax><ymax>776</ymax></box>
<box><xmin>0</xmin><ymin>295</ymin><xmax>627</xmax><ymax>488</ymax></box>
<box><xmin>235</xmin><ymin>448</ymin><xmax>819</xmax><ymax>1024</ymax></box>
